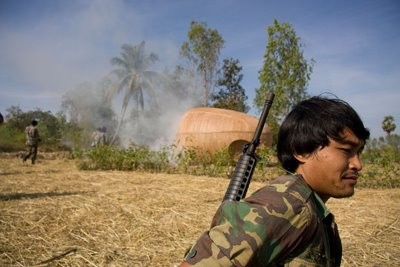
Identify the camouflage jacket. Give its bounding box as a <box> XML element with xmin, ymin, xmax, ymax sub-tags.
<box><xmin>25</xmin><ymin>125</ymin><xmax>40</xmax><ymax>146</ymax></box>
<box><xmin>91</xmin><ymin>131</ymin><xmax>107</xmax><ymax>147</ymax></box>
<box><xmin>184</xmin><ymin>175</ymin><xmax>342</xmax><ymax>266</ymax></box>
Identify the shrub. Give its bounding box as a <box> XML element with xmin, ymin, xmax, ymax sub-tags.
<box><xmin>360</xmin><ymin>145</ymin><xmax>400</xmax><ymax>188</ymax></box>
<box><xmin>0</xmin><ymin>125</ymin><xmax>25</xmax><ymax>152</ymax></box>
<box><xmin>77</xmin><ymin>145</ymin><xmax>171</xmax><ymax>172</ymax></box>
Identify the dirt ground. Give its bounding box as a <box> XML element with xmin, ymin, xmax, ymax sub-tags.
<box><xmin>0</xmin><ymin>156</ymin><xmax>399</xmax><ymax>266</ymax></box>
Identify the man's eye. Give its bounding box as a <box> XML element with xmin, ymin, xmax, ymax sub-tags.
<box><xmin>339</xmin><ymin>148</ymin><xmax>352</xmax><ymax>154</ymax></box>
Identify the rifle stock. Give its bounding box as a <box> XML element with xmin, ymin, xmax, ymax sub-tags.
<box><xmin>223</xmin><ymin>93</ymin><xmax>275</xmax><ymax>201</ymax></box>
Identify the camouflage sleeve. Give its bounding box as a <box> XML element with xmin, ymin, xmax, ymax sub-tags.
<box><xmin>29</xmin><ymin>127</ymin><xmax>40</xmax><ymax>144</ymax></box>
<box><xmin>25</xmin><ymin>126</ymin><xmax>36</xmax><ymax>145</ymax></box>
<box><xmin>34</xmin><ymin>128</ymin><xmax>40</xmax><ymax>139</ymax></box>
<box><xmin>185</xmin><ymin>187</ymin><xmax>317</xmax><ymax>266</ymax></box>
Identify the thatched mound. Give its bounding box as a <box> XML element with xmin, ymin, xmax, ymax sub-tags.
<box><xmin>175</xmin><ymin>107</ymin><xmax>272</xmax><ymax>156</ymax></box>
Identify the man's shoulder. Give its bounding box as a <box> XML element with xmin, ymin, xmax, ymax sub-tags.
<box><xmin>246</xmin><ymin>175</ymin><xmax>313</xmax><ymax>206</ymax></box>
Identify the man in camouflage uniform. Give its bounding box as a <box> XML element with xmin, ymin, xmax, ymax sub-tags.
<box><xmin>91</xmin><ymin>126</ymin><xmax>108</xmax><ymax>147</ymax></box>
<box><xmin>179</xmin><ymin>96</ymin><xmax>370</xmax><ymax>266</ymax></box>
<box><xmin>91</xmin><ymin>127</ymin><xmax>103</xmax><ymax>147</ymax></box>
<box><xmin>23</xmin><ymin>119</ymin><xmax>41</xmax><ymax>164</ymax></box>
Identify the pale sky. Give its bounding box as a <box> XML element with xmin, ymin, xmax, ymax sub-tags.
<box><xmin>0</xmin><ymin>0</ymin><xmax>399</xmax><ymax>138</ymax></box>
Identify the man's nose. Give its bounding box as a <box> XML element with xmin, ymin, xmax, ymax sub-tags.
<box><xmin>349</xmin><ymin>154</ymin><xmax>362</xmax><ymax>171</ymax></box>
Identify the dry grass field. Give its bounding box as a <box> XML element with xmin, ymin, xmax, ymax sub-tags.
<box><xmin>1</xmin><ymin>155</ymin><xmax>399</xmax><ymax>266</ymax></box>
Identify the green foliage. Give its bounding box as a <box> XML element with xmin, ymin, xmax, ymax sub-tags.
<box><xmin>381</xmin><ymin>115</ymin><xmax>396</xmax><ymax>136</ymax></box>
<box><xmin>212</xmin><ymin>58</ymin><xmax>250</xmax><ymax>113</ymax></box>
<box><xmin>181</xmin><ymin>21</ymin><xmax>225</xmax><ymax>106</ymax></box>
<box><xmin>78</xmin><ymin>145</ymin><xmax>171</xmax><ymax>172</ymax></box>
<box><xmin>0</xmin><ymin>124</ymin><xmax>25</xmax><ymax>151</ymax></box>
<box><xmin>76</xmin><ymin>144</ymin><xmax>285</xmax><ymax>181</ymax></box>
<box><xmin>360</xmin><ymin>137</ymin><xmax>400</xmax><ymax>188</ymax></box>
<box><xmin>78</xmin><ymin>145</ymin><xmax>234</xmax><ymax>177</ymax></box>
<box><xmin>387</xmin><ymin>134</ymin><xmax>400</xmax><ymax>153</ymax></box>
<box><xmin>255</xmin><ymin>19</ymin><xmax>313</xmax><ymax>143</ymax></box>
<box><xmin>56</xmin><ymin>114</ymin><xmax>88</xmax><ymax>150</ymax></box>
<box><xmin>4</xmin><ymin>106</ymin><xmax>26</xmax><ymax>129</ymax></box>
<box><xmin>174</xmin><ymin>147</ymin><xmax>232</xmax><ymax>177</ymax></box>
<box><xmin>365</xmin><ymin>135</ymin><xmax>400</xmax><ymax>157</ymax></box>
<box><xmin>360</xmin><ymin>162</ymin><xmax>400</xmax><ymax>188</ymax></box>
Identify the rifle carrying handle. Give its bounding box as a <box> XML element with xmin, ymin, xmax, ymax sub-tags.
<box><xmin>223</xmin><ymin>93</ymin><xmax>275</xmax><ymax>202</ymax></box>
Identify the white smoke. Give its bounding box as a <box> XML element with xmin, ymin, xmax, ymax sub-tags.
<box><xmin>115</xmin><ymin>72</ymin><xmax>202</xmax><ymax>150</ymax></box>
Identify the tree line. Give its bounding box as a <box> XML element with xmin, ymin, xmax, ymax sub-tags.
<box><xmin>59</xmin><ymin>19</ymin><xmax>314</xmax><ymax>147</ymax></box>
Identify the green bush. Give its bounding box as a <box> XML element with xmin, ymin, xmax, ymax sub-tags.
<box><xmin>359</xmin><ymin>145</ymin><xmax>400</xmax><ymax>188</ymax></box>
<box><xmin>77</xmin><ymin>145</ymin><xmax>171</xmax><ymax>172</ymax></box>
<box><xmin>0</xmin><ymin>125</ymin><xmax>25</xmax><ymax>152</ymax></box>
<box><xmin>74</xmin><ymin>144</ymin><xmax>400</xmax><ymax>189</ymax></box>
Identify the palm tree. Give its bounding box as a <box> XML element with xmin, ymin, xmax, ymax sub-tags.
<box><xmin>108</xmin><ymin>41</ymin><xmax>159</xmax><ymax>144</ymax></box>
<box><xmin>382</xmin><ymin>115</ymin><xmax>396</xmax><ymax>136</ymax></box>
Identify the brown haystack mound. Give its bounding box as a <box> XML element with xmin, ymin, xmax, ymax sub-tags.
<box><xmin>0</xmin><ymin>158</ymin><xmax>399</xmax><ymax>266</ymax></box>
<box><xmin>175</xmin><ymin>107</ymin><xmax>272</xmax><ymax>156</ymax></box>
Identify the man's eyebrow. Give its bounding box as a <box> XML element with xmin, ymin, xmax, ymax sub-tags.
<box><xmin>338</xmin><ymin>139</ymin><xmax>364</xmax><ymax>149</ymax></box>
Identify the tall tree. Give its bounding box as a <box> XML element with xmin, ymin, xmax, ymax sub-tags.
<box><xmin>4</xmin><ymin>106</ymin><xmax>24</xmax><ymax>129</ymax></box>
<box><xmin>108</xmin><ymin>41</ymin><xmax>160</xmax><ymax>144</ymax></box>
<box><xmin>255</xmin><ymin>20</ymin><xmax>313</xmax><ymax>140</ymax></box>
<box><xmin>180</xmin><ymin>21</ymin><xmax>224</xmax><ymax>106</ymax></box>
<box><xmin>212</xmin><ymin>58</ymin><xmax>249</xmax><ymax>113</ymax></box>
<box><xmin>382</xmin><ymin>115</ymin><xmax>396</xmax><ymax>136</ymax></box>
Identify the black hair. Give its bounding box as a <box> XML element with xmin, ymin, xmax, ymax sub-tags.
<box><xmin>277</xmin><ymin>96</ymin><xmax>370</xmax><ymax>173</ymax></box>
<box><xmin>31</xmin><ymin>120</ymin><xmax>38</xmax><ymax>126</ymax></box>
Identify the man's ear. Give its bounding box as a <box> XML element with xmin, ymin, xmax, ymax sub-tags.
<box><xmin>294</xmin><ymin>153</ymin><xmax>309</xmax><ymax>163</ymax></box>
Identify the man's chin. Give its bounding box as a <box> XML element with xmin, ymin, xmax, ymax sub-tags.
<box><xmin>331</xmin><ymin>185</ymin><xmax>356</xmax><ymax>199</ymax></box>
<box><xmin>333</xmin><ymin>190</ymin><xmax>355</xmax><ymax>199</ymax></box>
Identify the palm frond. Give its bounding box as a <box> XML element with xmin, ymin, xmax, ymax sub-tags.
<box><xmin>110</xmin><ymin>68</ymin><xmax>127</xmax><ymax>79</ymax></box>
<box><xmin>110</xmin><ymin>57</ymin><xmax>128</xmax><ymax>69</ymax></box>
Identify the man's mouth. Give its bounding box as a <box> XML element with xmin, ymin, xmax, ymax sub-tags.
<box><xmin>342</xmin><ymin>172</ymin><xmax>359</xmax><ymax>181</ymax></box>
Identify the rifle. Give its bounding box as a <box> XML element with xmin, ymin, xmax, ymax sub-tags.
<box><xmin>223</xmin><ymin>93</ymin><xmax>275</xmax><ymax>201</ymax></box>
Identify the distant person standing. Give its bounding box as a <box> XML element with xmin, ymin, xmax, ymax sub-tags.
<box><xmin>100</xmin><ymin>126</ymin><xmax>108</xmax><ymax>145</ymax></box>
<box><xmin>91</xmin><ymin>126</ymin><xmax>108</xmax><ymax>147</ymax></box>
<box><xmin>23</xmin><ymin>119</ymin><xmax>41</xmax><ymax>164</ymax></box>
<box><xmin>91</xmin><ymin>127</ymin><xmax>102</xmax><ymax>147</ymax></box>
